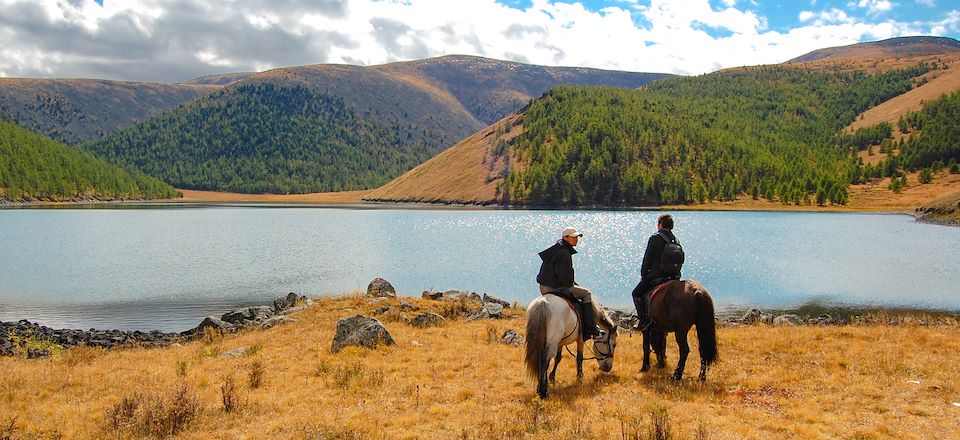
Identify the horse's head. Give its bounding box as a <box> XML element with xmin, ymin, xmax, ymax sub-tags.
<box><xmin>592</xmin><ymin>317</ymin><xmax>619</xmax><ymax>372</ymax></box>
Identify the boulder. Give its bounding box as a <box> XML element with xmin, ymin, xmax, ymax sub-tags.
<box><xmin>371</xmin><ymin>305</ymin><xmax>391</xmax><ymax>315</ymax></box>
<box><xmin>808</xmin><ymin>314</ymin><xmax>835</xmax><ymax>326</ymax></box>
<box><xmin>409</xmin><ymin>312</ymin><xmax>446</xmax><ymax>328</ymax></box>
<box><xmin>193</xmin><ymin>316</ymin><xmax>233</xmax><ymax>335</ymax></box>
<box><xmin>398</xmin><ymin>301</ymin><xmax>418</xmax><ymax>311</ymax></box>
<box><xmin>421</xmin><ymin>290</ymin><xmax>443</xmax><ymax>300</ymax></box>
<box><xmin>259</xmin><ymin>316</ymin><xmax>296</xmax><ymax>330</ymax></box>
<box><xmin>331</xmin><ymin>315</ymin><xmax>395</xmax><ymax>353</ymax></box>
<box><xmin>221</xmin><ymin>306</ymin><xmax>275</xmax><ymax>326</ymax></box>
<box><xmin>482</xmin><ymin>293</ymin><xmax>510</xmax><ymax>308</ymax></box>
<box><xmin>483</xmin><ymin>302</ymin><xmax>504</xmax><ymax>319</ymax></box>
<box><xmin>501</xmin><ymin>329</ymin><xmax>524</xmax><ymax>346</ymax></box>
<box><xmin>221</xmin><ymin>347</ymin><xmax>250</xmax><ymax>358</ymax></box>
<box><xmin>466</xmin><ymin>302</ymin><xmax>504</xmax><ymax>321</ymax></box>
<box><xmin>422</xmin><ymin>290</ymin><xmax>481</xmax><ymax>302</ymax></box>
<box><xmin>367</xmin><ymin>278</ymin><xmax>397</xmax><ymax>298</ymax></box>
<box><xmin>27</xmin><ymin>348</ymin><xmax>50</xmax><ymax>358</ymax></box>
<box><xmin>273</xmin><ymin>292</ymin><xmax>302</xmax><ymax>312</ymax></box>
<box><xmin>773</xmin><ymin>314</ymin><xmax>804</xmax><ymax>326</ymax></box>
<box><xmin>741</xmin><ymin>308</ymin><xmax>772</xmax><ymax>325</ymax></box>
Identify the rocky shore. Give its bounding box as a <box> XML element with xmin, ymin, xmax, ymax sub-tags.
<box><xmin>1</xmin><ymin>292</ymin><xmax>310</xmax><ymax>358</ymax></box>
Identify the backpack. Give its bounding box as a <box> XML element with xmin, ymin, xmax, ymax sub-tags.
<box><xmin>658</xmin><ymin>231</ymin><xmax>684</xmax><ymax>277</ymax></box>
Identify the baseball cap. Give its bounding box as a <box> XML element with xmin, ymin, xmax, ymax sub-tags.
<box><xmin>561</xmin><ymin>227</ymin><xmax>583</xmax><ymax>238</ymax></box>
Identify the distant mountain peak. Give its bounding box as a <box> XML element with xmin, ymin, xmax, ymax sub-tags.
<box><xmin>788</xmin><ymin>36</ymin><xmax>960</xmax><ymax>63</ymax></box>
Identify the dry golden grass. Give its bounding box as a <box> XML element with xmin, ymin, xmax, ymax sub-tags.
<box><xmin>2</xmin><ymin>295</ymin><xmax>959</xmax><ymax>439</ymax></box>
<box><xmin>363</xmin><ymin>113</ymin><xmax>523</xmax><ymax>204</ymax></box>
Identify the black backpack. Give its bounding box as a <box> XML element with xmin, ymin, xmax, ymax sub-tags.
<box><xmin>658</xmin><ymin>231</ymin><xmax>684</xmax><ymax>277</ymax></box>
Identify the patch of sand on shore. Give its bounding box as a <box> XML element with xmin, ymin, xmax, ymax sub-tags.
<box><xmin>174</xmin><ymin>189</ymin><xmax>371</xmax><ymax>204</ymax></box>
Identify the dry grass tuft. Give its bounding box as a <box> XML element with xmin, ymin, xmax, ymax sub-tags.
<box><xmin>322</xmin><ymin>361</ymin><xmax>385</xmax><ymax>390</ymax></box>
<box><xmin>1</xmin><ymin>416</ymin><xmax>18</xmax><ymax>440</ymax></box>
<box><xmin>248</xmin><ymin>360</ymin><xmax>264</xmax><ymax>389</ymax></box>
<box><xmin>106</xmin><ymin>383</ymin><xmax>200</xmax><ymax>437</ymax></box>
<box><xmin>60</xmin><ymin>345</ymin><xmax>102</xmax><ymax>367</ymax></box>
<box><xmin>220</xmin><ymin>374</ymin><xmax>241</xmax><ymax>413</ymax></box>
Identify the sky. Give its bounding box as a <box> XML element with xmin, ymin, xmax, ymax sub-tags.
<box><xmin>0</xmin><ymin>0</ymin><xmax>957</xmax><ymax>83</ymax></box>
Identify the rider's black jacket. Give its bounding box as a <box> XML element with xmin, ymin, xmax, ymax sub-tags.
<box><xmin>536</xmin><ymin>240</ymin><xmax>577</xmax><ymax>288</ymax></box>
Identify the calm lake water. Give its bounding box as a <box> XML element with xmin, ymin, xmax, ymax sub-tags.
<box><xmin>1</xmin><ymin>205</ymin><xmax>958</xmax><ymax>331</ymax></box>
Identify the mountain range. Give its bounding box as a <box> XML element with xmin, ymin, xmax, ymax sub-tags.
<box><xmin>2</xmin><ymin>37</ymin><xmax>960</xmax><ymax>209</ymax></box>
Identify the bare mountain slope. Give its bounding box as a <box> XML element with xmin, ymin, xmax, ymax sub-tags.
<box><xmin>0</xmin><ymin>78</ymin><xmax>218</xmax><ymax>144</ymax></box>
<box><xmin>788</xmin><ymin>36</ymin><xmax>960</xmax><ymax>63</ymax></box>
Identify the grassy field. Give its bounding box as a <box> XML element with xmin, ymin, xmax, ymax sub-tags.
<box><xmin>2</xmin><ymin>295</ymin><xmax>959</xmax><ymax>439</ymax></box>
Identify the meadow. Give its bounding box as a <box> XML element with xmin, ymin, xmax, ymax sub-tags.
<box><xmin>1</xmin><ymin>295</ymin><xmax>958</xmax><ymax>439</ymax></box>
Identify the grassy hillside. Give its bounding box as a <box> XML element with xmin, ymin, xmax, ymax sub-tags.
<box><xmin>0</xmin><ymin>78</ymin><xmax>217</xmax><ymax>145</ymax></box>
<box><xmin>0</xmin><ymin>119</ymin><xmax>178</xmax><ymax>202</ymax></box>
<box><xmin>788</xmin><ymin>36</ymin><xmax>960</xmax><ymax>63</ymax></box>
<box><xmin>81</xmin><ymin>82</ymin><xmax>438</xmax><ymax>194</ymax></box>
<box><xmin>1</xmin><ymin>295</ymin><xmax>958</xmax><ymax>439</ymax></box>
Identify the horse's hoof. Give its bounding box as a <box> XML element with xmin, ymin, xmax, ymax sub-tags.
<box><xmin>698</xmin><ymin>375</ymin><xmax>706</xmax><ymax>382</ymax></box>
<box><xmin>672</xmin><ymin>373</ymin><xmax>683</xmax><ymax>382</ymax></box>
<box><xmin>640</xmin><ymin>365</ymin><xmax>650</xmax><ymax>373</ymax></box>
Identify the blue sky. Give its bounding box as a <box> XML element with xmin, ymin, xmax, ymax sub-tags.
<box><xmin>1</xmin><ymin>0</ymin><xmax>958</xmax><ymax>82</ymax></box>
<box><xmin>504</xmin><ymin>0</ymin><xmax>958</xmax><ymax>37</ymax></box>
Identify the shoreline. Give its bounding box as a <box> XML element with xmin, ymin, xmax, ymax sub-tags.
<box><xmin>0</xmin><ymin>197</ymin><xmax>926</xmax><ymax>215</ymax></box>
<box><xmin>4</xmin><ymin>295</ymin><xmax>957</xmax><ymax>358</ymax></box>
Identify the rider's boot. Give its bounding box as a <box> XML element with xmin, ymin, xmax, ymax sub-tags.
<box><xmin>632</xmin><ymin>292</ymin><xmax>652</xmax><ymax>331</ymax></box>
<box><xmin>580</xmin><ymin>301</ymin><xmax>603</xmax><ymax>340</ymax></box>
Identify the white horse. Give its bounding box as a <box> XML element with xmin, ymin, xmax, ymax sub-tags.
<box><xmin>524</xmin><ymin>294</ymin><xmax>619</xmax><ymax>398</ymax></box>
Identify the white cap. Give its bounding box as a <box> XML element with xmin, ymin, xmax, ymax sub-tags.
<box><xmin>561</xmin><ymin>227</ymin><xmax>583</xmax><ymax>238</ymax></box>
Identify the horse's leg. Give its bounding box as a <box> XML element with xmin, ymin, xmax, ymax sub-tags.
<box><xmin>576</xmin><ymin>340</ymin><xmax>584</xmax><ymax>380</ymax></box>
<box><xmin>699</xmin><ymin>357</ymin><xmax>707</xmax><ymax>382</ymax></box>
<box><xmin>539</xmin><ymin>345</ymin><xmax>557</xmax><ymax>398</ymax></box>
<box><xmin>672</xmin><ymin>328</ymin><xmax>690</xmax><ymax>381</ymax></box>
<box><xmin>655</xmin><ymin>331</ymin><xmax>667</xmax><ymax>369</ymax></box>
<box><xmin>549</xmin><ymin>351</ymin><xmax>562</xmax><ymax>382</ymax></box>
<box><xmin>640</xmin><ymin>330</ymin><xmax>651</xmax><ymax>372</ymax></box>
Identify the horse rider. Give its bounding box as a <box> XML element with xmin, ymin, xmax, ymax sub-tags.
<box><xmin>632</xmin><ymin>214</ymin><xmax>684</xmax><ymax>331</ymax></box>
<box><xmin>536</xmin><ymin>226</ymin><xmax>604</xmax><ymax>340</ymax></box>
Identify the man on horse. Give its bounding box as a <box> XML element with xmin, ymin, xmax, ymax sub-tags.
<box><xmin>536</xmin><ymin>226</ymin><xmax>604</xmax><ymax>340</ymax></box>
<box><xmin>632</xmin><ymin>214</ymin><xmax>684</xmax><ymax>331</ymax></box>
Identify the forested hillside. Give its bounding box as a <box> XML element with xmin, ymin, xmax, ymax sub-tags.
<box><xmin>81</xmin><ymin>83</ymin><xmax>437</xmax><ymax>193</ymax></box>
<box><xmin>0</xmin><ymin>119</ymin><xmax>178</xmax><ymax>201</ymax></box>
<box><xmin>498</xmin><ymin>65</ymin><xmax>930</xmax><ymax>206</ymax></box>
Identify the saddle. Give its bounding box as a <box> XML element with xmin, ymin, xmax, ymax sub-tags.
<box><xmin>649</xmin><ymin>279</ymin><xmax>681</xmax><ymax>305</ymax></box>
<box><xmin>544</xmin><ymin>289</ymin><xmax>581</xmax><ymax>311</ymax></box>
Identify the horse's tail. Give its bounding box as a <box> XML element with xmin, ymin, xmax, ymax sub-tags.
<box><xmin>694</xmin><ymin>288</ymin><xmax>719</xmax><ymax>365</ymax></box>
<box><xmin>524</xmin><ymin>298</ymin><xmax>550</xmax><ymax>379</ymax></box>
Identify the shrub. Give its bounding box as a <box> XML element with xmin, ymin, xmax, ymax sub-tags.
<box><xmin>106</xmin><ymin>383</ymin><xmax>200</xmax><ymax>437</ymax></box>
<box><xmin>919</xmin><ymin>168</ymin><xmax>933</xmax><ymax>184</ymax></box>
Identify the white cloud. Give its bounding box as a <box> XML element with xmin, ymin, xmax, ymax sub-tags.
<box><xmin>915</xmin><ymin>0</ymin><xmax>935</xmax><ymax>6</ymax></box>
<box><xmin>852</xmin><ymin>0</ymin><xmax>894</xmax><ymax>15</ymax></box>
<box><xmin>799</xmin><ymin>8</ymin><xmax>852</xmax><ymax>25</ymax></box>
<box><xmin>0</xmin><ymin>0</ymin><xmax>953</xmax><ymax>82</ymax></box>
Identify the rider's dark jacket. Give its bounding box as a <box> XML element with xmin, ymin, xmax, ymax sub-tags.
<box><xmin>639</xmin><ymin>228</ymin><xmax>678</xmax><ymax>286</ymax></box>
<box><xmin>536</xmin><ymin>240</ymin><xmax>577</xmax><ymax>288</ymax></box>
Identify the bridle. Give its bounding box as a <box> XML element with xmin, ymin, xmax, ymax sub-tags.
<box><xmin>565</xmin><ymin>326</ymin><xmax>614</xmax><ymax>361</ymax></box>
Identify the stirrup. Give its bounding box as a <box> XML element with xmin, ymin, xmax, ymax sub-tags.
<box><xmin>591</xmin><ymin>328</ymin><xmax>607</xmax><ymax>340</ymax></box>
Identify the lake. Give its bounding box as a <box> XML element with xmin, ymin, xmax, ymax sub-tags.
<box><xmin>1</xmin><ymin>205</ymin><xmax>958</xmax><ymax>331</ymax></box>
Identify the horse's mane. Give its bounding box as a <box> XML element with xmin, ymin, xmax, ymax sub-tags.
<box><xmin>592</xmin><ymin>303</ymin><xmax>616</xmax><ymax>330</ymax></box>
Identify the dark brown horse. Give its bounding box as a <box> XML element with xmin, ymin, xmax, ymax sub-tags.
<box><xmin>640</xmin><ymin>280</ymin><xmax>718</xmax><ymax>381</ymax></box>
